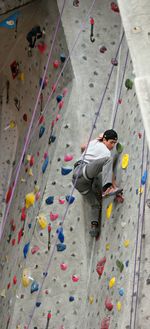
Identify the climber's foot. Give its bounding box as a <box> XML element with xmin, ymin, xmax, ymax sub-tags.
<box><xmin>102</xmin><ymin>186</ymin><xmax>123</xmax><ymax>198</ymax></box>
<box><xmin>89</xmin><ymin>221</ymin><xmax>100</xmax><ymax>238</ymax></box>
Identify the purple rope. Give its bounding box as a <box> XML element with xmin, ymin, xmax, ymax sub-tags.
<box><xmin>0</xmin><ymin>0</ymin><xmax>67</xmax><ymax>240</ymax></box>
<box><xmin>112</xmin><ymin>49</ymin><xmax>129</xmax><ymax>129</ymax></box>
<box><xmin>26</xmin><ymin>31</ymin><xmax>125</xmax><ymax>328</ymax></box>
<box><xmin>133</xmin><ymin>147</ymin><xmax>149</xmax><ymax>328</ymax></box>
<box><xmin>129</xmin><ymin>131</ymin><xmax>146</xmax><ymax>328</ymax></box>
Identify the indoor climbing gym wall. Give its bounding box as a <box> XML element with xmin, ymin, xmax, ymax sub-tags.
<box><xmin>0</xmin><ymin>0</ymin><xmax>150</xmax><ymax>329</ymax></box>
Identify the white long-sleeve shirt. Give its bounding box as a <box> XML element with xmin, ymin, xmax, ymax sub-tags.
<box><xmin>80</xmin><ymin>139</ymin><xmax>110</xmax><ymax>163</ymax></box>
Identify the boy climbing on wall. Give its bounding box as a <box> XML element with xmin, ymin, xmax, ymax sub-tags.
<box><xmin>26</xmin><ymin>25</ymin><xmax>45</xmax><ymax>55</ymax></box>
<box><xmin>72</xmin><ymin>129</ymin><xmax>123</xmax><ymax>238</ymax></box>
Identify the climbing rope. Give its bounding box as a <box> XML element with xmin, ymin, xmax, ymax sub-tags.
<box><xmin>0</xmin><ymin>0</ymin><xmax>67</xmax><ymax>240</ymax></box>
<box><xmin>26</xmin><ymin>30</ymin><xmax>125</xmax><ymax>328</ymax></box>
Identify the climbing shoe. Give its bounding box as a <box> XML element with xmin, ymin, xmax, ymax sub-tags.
<box><xmin>89</xmin><ymin>221</ymin><xmax>100</xmax><ymax>238</ymax></box>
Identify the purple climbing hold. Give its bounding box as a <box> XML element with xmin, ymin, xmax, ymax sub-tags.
<box><xmin>42</xmin><ymin>156</ymin><xmax>49</xmax><ymax>173</ymax></box>
<box><xmin>61</xmin><ymin>166</ymin><xmax>73</xmax><ymax>175</ymax></box>
<box><xmin>66</xmin><ymin>195</ymin><xmax>75</xmax><ymax>204</ymax></box>
<box><xmin>45</xmin><ymin>196</ymin><xmax>54</xmax><ymax>205</ymax></box>
<box><xmin>31</xmin><ymin>281</ymin><xmax>39</xmax><ymax>294</ymax></box>
<box><xmin>39</xmin><ymin>125</ymin><xmax>45</xmax><ymax>138</ymax></box>
<box><xmin>23</xmin><ymin>242</ymin><xmax>30</xmax><ymax>258</ymax></box>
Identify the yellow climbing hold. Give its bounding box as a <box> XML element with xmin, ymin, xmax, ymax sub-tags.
<box><xmin>106</xmin><ymin>202</ymin><xmax>113</xmax><ymax>220</ymax></box>
<box><xmin>89</xmin><ymin>296</ymin><xmax>94</xmax><ymax>304</ymax></box>
<box><xmin>109</xmin><ymin>277</ymin><xmax>116</xmax><ymax>288</ymax></box>
<box><xmin>28</xmin><ymin>168</ymin><xmax>33</xmax><ymax>176</ymax></box>
<box><xmin>123</xmin><ymin>239</ymin><xmax>130</xmax><ymax>248</ymax></box>
<box><xmin>34</xmin><ymin>184</ymin><xmax>40</xmax><ymax>193</ymax></box>
<box><xmin>21</xmin><ymin>178</ymin><xmax>26</xmax><ymax>183</ymax></box>
<box><xmin>117</xmin><ymin>301</ymin><xmax>122</xmax><ymax>311</ymax></box>
<box><xmin>22</xmin><ymin>269</ymin><xmax>30</xmax><ymax>287</ymax></box>
<box><xmin>122</xmin><ymin>154</ymin><xmax>129</xmax><ymax>169</ymax></box>
<box><xmin>106</xmin><ymin>243</ymin><xmax>110</xmax><ymax>251</ymax></box>
<box><xmin>10</xmin><ymin>120</ymin><xmax>16</xmax><ymax>129</ymax></box>
<box><xmin>37</xmin><ymin>214</ymin><xmax>47</xmax><ymax>229</ymax></box>
<box><xmin>25</xmin><ymin>192</ymin><xmax>35</xmax><ymax>209</ymax></box>
<box><xmin>26</xmin><ymin>154</ymin><xmax>31</xmax><ymax>162</ymax></box>
<box><xmin>138</xmin><ymin>187</ymin><xmax>144</xmax><ymax>194</ymax></box>
<box><xmin>18</xmin><ymin>72</ymin><xmax>25</xmax><ymax>81</ymax></box>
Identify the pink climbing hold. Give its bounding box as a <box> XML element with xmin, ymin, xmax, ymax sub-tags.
<box><xmin>31</xmin><ymin>245</ymin><xmax>40</xmax><ymax>254</ymax></box>
<box><xmin>44</xmin><ymin>152</ymin><xmax>48</xmax><ymax>159</ymax></box>
<box><xmin>63</xmin><ymin>88</ymin><xmax>68</xmax><ymax>96</ymax></box>
<box><xmin>35</xmin><ymin>191</ymin><xmax>40</xmax><ymax>201</ymax></box>
<box><xmin>56</xmin><ymin>114</ymin><xmax>61</xmax><ymax>122</ymax></box>
<box><xmin>64</xmin><ymin>154</ymin><xmax>73</xmax><ymax>162</ymax></box>
<box><xmin>58</xmin><ymin>100</ymin><xmax>64</xmax><ymax>110</ymax></box>
<box><xmin>100</xmin><ymin>317</ymin><xmax>110</xmax><ymax>329</ymax></box>
<box><xmin>96</xmin><ymin>257</ymin><xmax>106</xmax><ymax>277</ymax></box>
<box><xmin>50</xmin><ymin>212</ymin><xmax>59</xmax><ymax>221</ymax></box>
<box><xmin>58</xmin><ymin>197</ymin><xmax>65</xmax><ymax>204</ymax></box>
<box><xmin>90</xmin><ymin>17</ymin><xmax>95</xmax><ymax>25</ymax></box>
<box><xmin>105</xmin><ymin>298</ymin><xmax>113</xmax><ymax>311</ymax></box>
<box><xmin>53</xmin><ymin>60</ymin><xmax>59</xmax><ymax>68</ymax></box>
<box><xmin>72</xmin><ymin>275</ymin><xmax>79</xmax><ymax>282</ymax></box>
<box><xmin>60</xmin><ymin>263</ymin><xmax>68</xmax><ymax>271</ymax></box>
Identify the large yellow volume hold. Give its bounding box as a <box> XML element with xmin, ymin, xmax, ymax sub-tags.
<box><xmin>122</xmin><ymin>154</ymin><xmax>129</xmax><ymax>169</ymax></box>
<box><xmin>106</xmin><ymin>202</ymin><xmax>113</xmax><ymax>220</ymax></box>
<box><xmin>109</xmin><ymin>277</ymin><xmax>116</xmax><ymax>288</ymax></box>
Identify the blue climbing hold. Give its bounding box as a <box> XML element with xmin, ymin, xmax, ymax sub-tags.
<box><xmin>56</xmin><ymin>95</ymin><xmax>63</xmax><ymax>103</ymax></box>
<box><xmin>60</xmin><ymin>53</ymin><xmax>66</xmax><ymax>63</ymax></box>
<box><xmin>45</xmin><ymin>196</ymin><xmax>54</xmax><ymax>205</ymax></box>
<box><xmin>66</xmin><ymin>195</ymin><xmax>75</xmax><ymax>204</ymax></box>
<box><xmin>39</xmin><ymin>125</ymin><xmax>45</xmax><ymax>138</ymax></box>
<box><xmin>57</xmin><ymin>227</ymin><xmax>64</xmax><ymax>243</ymax></box>
<box><xmin>141</xmin><ymin>170</ymin><xmax>148</xmax><ymax>185</ymax></box>
<box><xmin>23</xmin><ymin>242</ymin><xmax>30</xmax><ymax>258</ymax></box>
<box><xmin>31</xmin><ymin>281</ymin><xmax>39</xmax><ymax>294</ymax></box>
<box><xmin>28</xmin><ymin>223</ymin><xmax>32</xmax><ymax>229</ymax></box>
<box><xmin>43</xmin><ymin>272</ymin><xmax>48</xmax><ymax>277</ymax></box>
<box><xmin>125</xmin><ymin>260</ymin><xmax>129</xmax><ymax>267</ymax></box>
<box><xmin>57</xmin><ymin>243</ymin><xmax>66</xmax><ymax>252</ymax></box>
<box><xmin>69</xmin><ymin>296</ymin><xmax>75</xmax><ymax>302</ymax></box>
<box><xmin>42</xmin><ymin>157</ymin><xmax>49</xmax><ymax>173</ymax></box>
<box><xmin>119</xmin><ymin>287</ymin><xmax>124</xmax><ymax>296</ymax></box>
<box><xmin>61</xmin><ymin>166</ymin><xmax>73</xmax><ymax>175</ymax></box>
<box><xmin>36</xmin><ymin>302</ymin><xmax>41</xmax><ymax>307</ymax></box>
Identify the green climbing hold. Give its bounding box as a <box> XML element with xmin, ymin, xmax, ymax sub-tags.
<box><xmin>116</xmin><ymin>259</ymin><xmax>124</xmax><ymax>273</ymax></box>
<box><xmin>116</xmin><ymin>142</ymin><xmax>124</xmax><ymax>153</ymax></box>
<box><xmin>125</xmin><ymin>79</ymin><xmax>133</xmax><ymax>90</ymax></box>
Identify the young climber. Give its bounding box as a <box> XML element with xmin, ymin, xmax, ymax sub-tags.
<box><xmin>26</xmin><ymin>26</ymin><xmax>43</xmax><ymax>52</ymax></box>
<box><xmin>72</xmin><ymin>129</ymin><xmax>123</xmax><ymax>237</ymax></box>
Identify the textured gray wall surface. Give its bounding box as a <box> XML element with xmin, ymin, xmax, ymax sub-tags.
<box><xmin>0</xmin><ymin>0</ymin><xmax>34</xmax><ymax>14</ymax></box>
<box><xmin>0</xmin><ymin>0</ymin><xmax>150</xmax><ymax>329</ymax></box>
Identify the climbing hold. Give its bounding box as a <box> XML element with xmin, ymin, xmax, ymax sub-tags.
<box><xmin>38</xmin><ymin>115</ymin><xmax>45</xmax><ymax>125</ymax></box>
<box><xmin>125</xmin><ymin>79</ymin><xmax>133</xmax><ymax>90</ymax></box>
<box><xmin>23</xmin><ymin>242</ymin><xmax>30</xmax><ymax>258</ymax></box>
<box><xmin>105</xmin><ymin>298</ymin><xmax>113</xmax><ymax>311</ymax></box>
<box><xmin>89</xmin><ymin>296</ymin><xmax>94</xmax><ymax>304</ymax></box>
<box><xmin>42</xmin><ymin>157</ymin><xmax>49</xmax><ymax>173</ymax></box>
<box><xmin>35</xmin><ymin>191</ymin><xmax>40</xmax><ymax>201</ymax></box>
<box><xmin>141</xmin><ymin>170</ymin><xmax>148</xmax><ymax>185</ymax></box>
<box><xmin>116</xmin><ymin>142</ymin><xmax>124</xmax><ymax>153</ymax></box>
<box><xmin>0</xmin><ymin>289</ymin><xmax>6</xmax><ymax>298</ymax></box>
<box><xmin>5</xmin><ymin>186</ymin><xmax>12</xmax><ymax>204</ymax></box>
<box><xmin>96</xmin><ymin>257</ymin><xmax>106</xmax><ymax>277</ymax></box>
<box><xmin>61</xmin><ymin>166</ymin><xmax>73</xmax><ymax>175</ymax></box>
<box><xmin>106</xmin><ymin>243</ymin><xmax>110</xmax><ymax>251</ymax></box>
<box><xmin>23</xmin><ymin>113</ymin><xmax>28</xmax><ymax>122</ymax></box>
<box><xmin>60</xmin><ymin>53</ymin><xmax>66</xmax><ymax>63</ymax></box>
<box><xmin>44</xmin><ymin>152</ymin><xmax>48</xmax><ymax>159</ymax></box>
<box><xmin>116</xmin><ymin>260</ymin><xmax>124</xmax><ymax>273</ymax></box>
<box><xmin>99</xmin><ymin>46</ymin><xmax>107</xmax><ymax>53</ymax></box>
<box><xmin>72</xmin><ymin>275</ymin><xmax>79</xmax><ymax>282</ymax></box>
<box><xmin>18</xmin><ymin>228</ymin><xmax>24</xmax><ymax>244</ymax></box>
<box><xmin>106</xmin><ymin>202</ymin><xmax>113</xmax><ymax>220</ymax></box>
<box><xmin>37</xmin><ymin>42</ymin><xmax>47</xmax><ymax>54</ymax></box>
<box><xmin>25</xmin><ymin>192</ymin><xmax>35</xmax><ymax>208</ymax></box>
<box><xmin>28</xmin><ymin>168</ymin><xmax>33</xmax><ymax>176</ymax></box>
<box><xmin>13</xmin><ymin>275</ymin><xmax>17</xmax><ymax>285</ymax></box>
<box><xmin>90</xmin><ymin>17</ymin><xmax>95</xmax><ymax>42</ymax></box>
<box><xmin>138</xmin><ymin>132</ymin><xmax>142</xmax><ymax>139</ymax></box>
<box><xmin>69</xmin><ymin>296</ymin><xmax>74</xmax><ymax>302</ymax></box>
<box><xmin>119</xmin><ymin>288</ymin><xmax>124</xmax><ymax>296</ymax></box>
<box><xmin>56</xmin><ymin>95</ymin><xmax>63</xmax><ymax>103</ymax></box>
<box><xmin>49</xmin><ymin>135</ymin><xmax>56</xmax><ymax>144</ymax></box>
<box><xmin>36</xmin><ymin>302</ymin><xmax>41</xmax><ymax>307</ymax></box>
<box><xmin>58</xmin><ymin>197</ymin><xmax>65</xmax><ymax>204</ymax></box>
<box><xmin>52</xmin><ymin>84</ymin><xmax>57</xmax><ymax>93</ymax></box>
<box><xmin>39</xmin><ymin>125</ymin><xmax>45</xmax><ymax>138</ymax></box>
<box><xmin>116</xmin><ymin>301</ymin><xmax>122</xmax><ymax>311</ymax></box>
<box><xmin>66</xmin><ymin>195</ymin><xmax>75</xmax><ymax>204</ymax></box>
<box><xmin>125</xmin><ymin>260</ymin><xmax>129</xmax><ymax>267</ymax></box>
<box><xmin>31</xmin><ymin>281</ymin><xmax>39</xmax><ymax>294</ymax></box>
<box><xmin>111</xmin><ymin>58</ymin><xmax>118</xmax><ymax>66</ymax></box>
<box><xmin>123</xmin><ymin>239</ymin><xmax>130</xmax><ymax>248</ymax></box>
<box><xmin>50</xmin><ymin>212</ymin><xmax>58</xmax><ymax>221</ymax></box>
<box><xmin>100</xmin><ymin>317</ymin><xmax>110</xmax><ymax>329</ymax></box>
<box><xmin>60</xmin><ymin>263</ymin><xmax>68</xmax><ymax>271</ymax></box>
<box><xmin>57</xmin><ymin>243</ymin><xmax>66</xmax><ymax>252</ymax></box>
<box><xmin>37</xmin><ymin>214</ymin><xmax>47</xmax><ymax>229</ymax></box>
<box><xmin>58</xmin><ymin>99</ymin><xmax>64</xmax><ymax>110</ymax></box>
<box><xmin>64</xmin><ymin>154</ymin><xmax>73</xmax><ymax>162</ymax></box>
<box><xmin>22</xmin><ymin>269</ymin><xmax>30</xmax><ymax>287</ymax></box>
<box><xmin>29</xmin><ymin>155</ymin><xmax>34</xmax><ymax>167</ymax></box>
<box><xmin>109</xmin><ymin>277</ymin><xmax>116</xmax><ymax>288</ymax></box>
<box><xmin>18</xmin><ymin>72</ymin><xmax>24</xmax><ymax>81</ymax></box>
<box><xmin>31</xmin><ymin>246</ymin><xmax>40</xmax><ymax>254</ymax></box>
<box><xmin>34</xmin><ymin>184</ymin><xmax>40</xmax><ymax>193</ymax></box>
<box><xmin>45</xmin><ymin>196</ymin><xmax>54</xmax><ymax>205</ymax></box>
<box><xmin>111</xmin><ymin>2</ymin><xmax>119</xmax><ymax>13</ymax></box>
<box><xmin>39</xmin><ymin>77</ymin><xmax>48</xmax><ymax>90</ymax></box>
<box><xmin>53</xmin><ymin>60</ymin><xmax>59</xmax><ymax>68</ymax></box>
<box><xmin>121</xmin><ymin>154</ymin><xmax>129</xmax><ymax>169</ymax></box>
<box><xmin>63</xmin><ymin>88</ymin><xmax>68</xmax><ymax>96</ymax></box>
<box><xmin>57</xmin><ymin>227</ymin><xmax>64</xmax><ymax>243</ymax></box>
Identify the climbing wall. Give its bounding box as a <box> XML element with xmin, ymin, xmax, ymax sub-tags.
<box><xmin>0</xmin><ymin>0</ymin><xmax>150</xmax><ymax>329</ymax></box>
<box><xmin>0</xmin><ymin>0</ymin><xmax>33</xmax><ymax>14</ymax></box>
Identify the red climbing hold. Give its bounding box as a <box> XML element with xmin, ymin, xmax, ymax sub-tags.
<box><xmin>105</xmin><ymin>298</ymin><xmax>113</xmax><ymax>311</ymax></box>
<box><xmin>7</xmin><ymin>282</ymin><xmax>11</xmax><ymax>290</ymax></box>
<box><xmin>118</xmin><ymin>99</ymin><xmax>122</xmax><ymax>104</ymax></box>
<box><xmin>10</xmin><ymin>220</ymin><xmax>16</xmax><ymax>231</ymax></box>
<box><xmin>100</xmin><ymin>317</ymin><xmax>110</xmax><ymax>329</ymax></box>
<box><xmin>53</xmin><ymin>60</ymin><xmax>59</xmax><ymax>68</ymax></box>
<box><xmin>13</xmin><ymin>275</ymin><xmax>17</xmax><ymax>285</ymax></box>
<box><xmin>12</xmin><ymin>238</ymin><xmax>16</xmax><ymax>246</ymax></box>
<box><xmin>138</xmin><ymin>132</ymin><xmax>142</xmax><ymax>139</ymax></box>
<box><xmin>37</xmin><ymin>42</ymin><xmax>47</xmax><ymax>54</ymax></box>
<box><xmin>18</xmin><ymin>228</ymin><xmax>23</xmax><ymax>244</ymax></box>
<box><xmin>90</xmin><ymin>17</ymin><xmax>95</xmax><ymax>25</ymax></box>
<box><xmin>23</xmin><ymin>113</ymin><xmax>28</xmax><ymax>122</ymax></box>
<box><xmin>6</xmin><ymin>186</ymin><xmax>12</xmax><ymax>204</ymax></box>
<box><xmin>111</xmin><ymin>2</ymin><xmax>119</xmax><ymax>13</ymax></box>
<box><xmin>21</xmin><ymin>207</ymin><xmax>26</xmax><ymax>221</ymax></box>
<box><xmin>38</xmin><ymin>115</ymin><xmax>45</xmax><ymax>125</ymax></box>
<box><xmin>96</xmin><ymin>257</ymin><xmax>106</xmax><ymax>277</ymax></box>
<box><xmin>29</xmin><ymin>155</ymin><xmax>34</xmax><ymax>167</ymax></box>
<box><xmin>99</xmin><ymin>46</ymin><xmax>107</xmax><ymax>53</ymax></box>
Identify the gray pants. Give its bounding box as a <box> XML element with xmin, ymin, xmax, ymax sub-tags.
<box><xmin>72</xmin><ymin>157</ymin><xmax>113</xmax><ymax>223</ymax></box>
